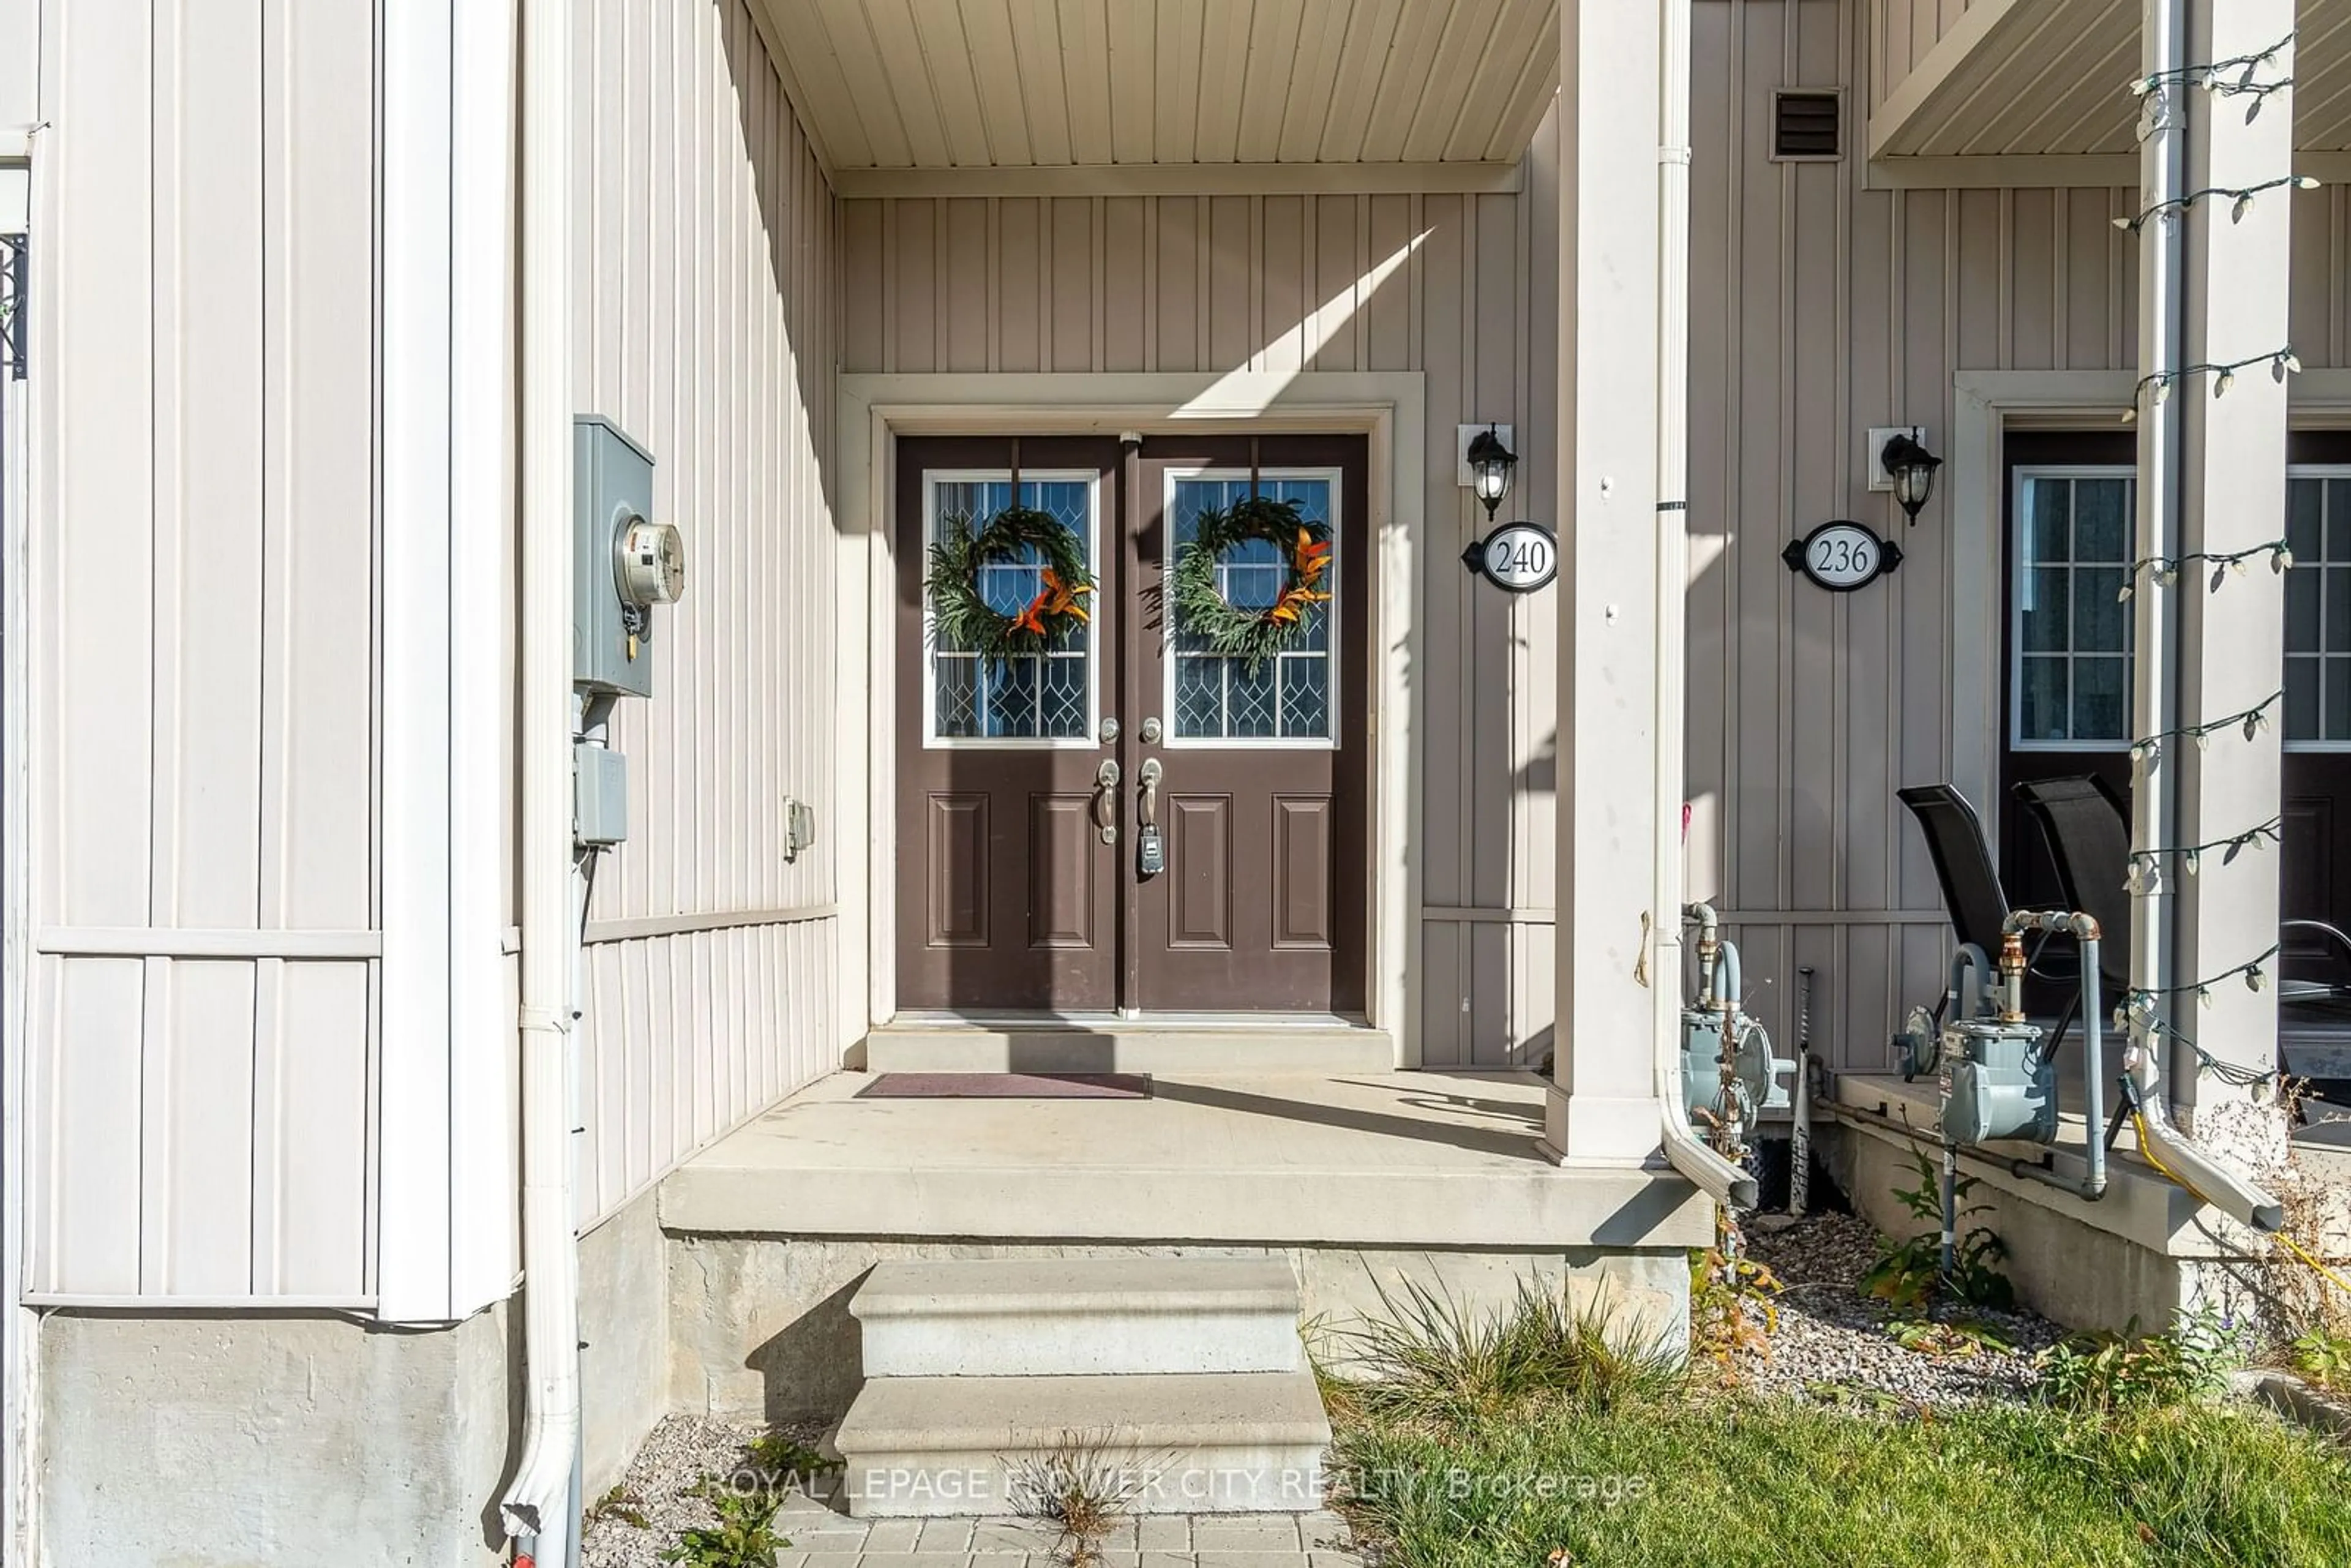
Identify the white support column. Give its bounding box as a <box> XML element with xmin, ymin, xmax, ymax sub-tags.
<box><xmin>2163</xmin><ymin>1</ymin><xmax>2293</xmax><ymax>1147</ymax></box>
<box><xmin>1544</xmin><ymin>0</ymin><xmax>1668</xmax><ymax>1165</ymax></box>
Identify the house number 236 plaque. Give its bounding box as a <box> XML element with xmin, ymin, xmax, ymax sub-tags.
<box><xmin>1782</xmin><ymin>520</ymin><xmax>1903</xmax><ymax>593</ymax></box>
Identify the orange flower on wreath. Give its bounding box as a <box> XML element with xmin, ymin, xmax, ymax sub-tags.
<box><xmin>1266</xmin><ymin>528</ymin><xmax>1333</xmax><ymax>625</ymax></box>
<box><xmin>1011</xmin><ymin>566</ymin><xmax>1092</xmax><ymax>636</ymax></box>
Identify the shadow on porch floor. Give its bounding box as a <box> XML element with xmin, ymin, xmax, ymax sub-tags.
<box><xmin>658</xmin><ymin>1069</ymin><xmax>1712</xmax><ymax>1251</ymax></box>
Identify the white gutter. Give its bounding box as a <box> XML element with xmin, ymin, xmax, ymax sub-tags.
<box><xmin>500</xmin><ymin>0</ymin><xmax>582</xmax><ymax>1553</ymax></box>
<box><xmin>1654</xmin><ymin>0</ymin><xmax>1755</xmax><ymax>1211</ymax></box>
<box><xmin>2123</xmin><ymin>0</ymin><xmax>2283</xmax><ymax>1236</ymax></box>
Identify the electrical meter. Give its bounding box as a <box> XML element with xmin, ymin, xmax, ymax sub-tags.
<box><xmin>615</xmin><ymin>516</ymin><xmax>686</xmax><ymax>606</ymax></box>
<box><xmin>574</xmin><ymin>416</ymin><xmax>679</xmax><ymax>697</ymax></box>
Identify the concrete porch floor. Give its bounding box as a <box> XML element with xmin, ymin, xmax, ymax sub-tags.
<box><xmin>658</xmin><ymin>1069</ymin><xmax>1712</xmax><ymax>1251</ymax></box>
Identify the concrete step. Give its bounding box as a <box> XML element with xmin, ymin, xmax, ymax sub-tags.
<box><xmin>861</xmin><ymin>1022</ymin><xmax>1393</xmax><ymax>1075</ymax></box>
<box><xmin>851</xmin><ymin>1257</ymin><xmax>1305</xmax><ymax>1378</ymax></box>
<box><xmin>833</xmin><ymin>1370</ymin><xmax>1332</xmax><ymax>1517</ymax></box>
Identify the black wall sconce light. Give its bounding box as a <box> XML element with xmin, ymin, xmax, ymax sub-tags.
<box><xmin>1465</xmin><ymin>424</ymin><xmax>1517</xmax><ymax>521</ymax></box>
<box><xmin>1877</xmin><ymin>430</ymin><xmax>1943</xmax><ymax>525</ymax></box>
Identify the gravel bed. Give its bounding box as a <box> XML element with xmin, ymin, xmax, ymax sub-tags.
<box><xmin>1726</xmin><ymin>1211</ymin><xmax>2068</xmax><ymax>1409</ymax></box>
<box><xmin>582</xmin><ymin>1414</ymin><xmax>835</xmax><ymax>1568</ymax></box>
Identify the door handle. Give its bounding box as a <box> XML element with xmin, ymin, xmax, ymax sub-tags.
<box><xmin>1093</xmin><ymin>760</ymin><xmax>1121</xmax><ymax>844</ymax></box>
<box><xmin>1138</xmin><ymin>759</ymin><xmax>1161</xmax><ymax>828</ymax></box>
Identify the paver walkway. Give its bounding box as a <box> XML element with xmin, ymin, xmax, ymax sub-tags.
<box><xmin>772</xmin><ymin>1495</ymin><xmax>1367</xmax><ymax>1567</ymax></box>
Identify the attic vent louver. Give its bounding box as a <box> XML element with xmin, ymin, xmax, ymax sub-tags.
<box><xmin>1772</xmin><ymin>91</ymin><xmax>1842</xmax><ymax>160</ymax></box>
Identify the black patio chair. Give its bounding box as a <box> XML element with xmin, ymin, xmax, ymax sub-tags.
<box><xmin>1897</xmin><ymin>784</ymin><xmax>2077</xmax><ymax>1030</ymax></box>
<box><xmin>2011</xmin><ymin>773</ymin><xmax>2351</xmax><ymax>1089</ymax></box>
<box><xmin>2012</xmin><ymin>774</ymin><xmax>2132</xmax><ymax>1055</ymax></box>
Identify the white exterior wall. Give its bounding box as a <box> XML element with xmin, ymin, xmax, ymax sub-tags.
<box><xmin>569</xmin><ymin>0</ymin><xmax>846</xmax><ymax>1231</ymax></box>
<box><xmin>25</xmin><ymin>0</ymin><xmax>383</xmax><ymax>1305</ymax></box>
<box><xmin>18</xmin><ymin>0</ymin><xmax>844</xmax><ymax>1308</ymax></box>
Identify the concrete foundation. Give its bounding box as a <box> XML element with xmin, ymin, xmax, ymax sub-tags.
<box><xmin>1831</xmin><ymin>1119</ymin><xmax>2195</xmax><ymax>1330</ymax></box>
<box><xmin>32</xmin><ymin>1183</ymin><xmax>675</xmax><ymax>1566</ymax></box>
<box><xmin>667</xmin><ymin>1234</ymin><xmax>1689</xmax><ymax>1424</ymax></box>
<box><xmin>579</xmin><ymin>1184</ymin><xmax>671</xmax><ymax>1496</ymax></box>
<box><xmin>1826</xmin><ymin>1074</ymin><xmax>2351</xmax><ymax>1334</ymax></box>
<box><xmin>37</xmin><ymin>1304</ymin><xmax>515</xmax><ymax>1567</ymax></box>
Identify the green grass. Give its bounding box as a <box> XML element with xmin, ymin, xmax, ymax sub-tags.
<box><xmin>1332</xmin><ymin>1392</ymin><xmax>2351</xmax><ymax>1568</ymax></box>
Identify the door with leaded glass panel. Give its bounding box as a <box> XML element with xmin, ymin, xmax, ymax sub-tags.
<box><xmin>1131</xmin><ymin>437</ymin><xmax>1370</xmax><ymax>1013</ymax></box>
<box><xmin>894</xmin><ymin>437</ymin><xmax>1123</xmax><ymax>1011</ymax></box>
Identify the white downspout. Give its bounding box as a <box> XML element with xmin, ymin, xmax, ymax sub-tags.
<box><xmin>500</xmin><ymin>0</ymin><xmax>582</xmax><ymax>1554</ymax></box>
<box><xmin>1654</xmin><ymin>0</ymin><xmax>1755</xmax><ymax>1210</ymax></box>
<box><xmin>2121</xmin><ymin>0</ymin><xmax>2283</xmax><ymax>1236</ymax></box>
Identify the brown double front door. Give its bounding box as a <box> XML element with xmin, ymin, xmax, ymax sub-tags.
<box><xmin>894</xmin><ymin>433</ymin><xmax>1370</xmax><ymax>1015</ymax></box>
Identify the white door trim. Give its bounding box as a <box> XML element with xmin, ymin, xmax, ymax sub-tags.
<box><xmin>1951</xmin><ymin>369</ymin><xmax>2351</xmax><ymax>844</ymax></box>
<box><xmin>836</xmin><ymin>372</ymin><xmax>1427</xmax><ymax>1064</ymax></box>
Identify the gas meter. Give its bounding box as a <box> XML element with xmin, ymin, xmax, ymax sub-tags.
<box><xmin>1678</xmin><ymin>915</ymin><xmax>1796</xmax><ymax>1138</ymax></box>
<box><xmin>1895</xmin><ymin>943</ymin><xmax>2058</xmax><ymax>1146</ymax></box>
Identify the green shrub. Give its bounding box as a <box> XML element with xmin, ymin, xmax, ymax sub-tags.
<box><xmin>1859</xmin><ymin>1149</ymin><xmax>2013</xmax><ymax>1310</ymax></box>
<box><xmin>662</xmin><ymin>1484</ymin><xmax>788</xmax><ymax>1568</ymax></box>
<box><xmin>2038</xmin><ymin>1302</ymin><xmax>2248</xmax><ymax>1414</ymax></box>
<box><xmin>1324</xmin><ymin>1273</ymin><xmax>1684</xmax><ymax>1425</ymax></box>
<box><xmin>2289</xmin><ymin>1327</ymin><xmax>2351</xmax><ymax>1390</ymax></box>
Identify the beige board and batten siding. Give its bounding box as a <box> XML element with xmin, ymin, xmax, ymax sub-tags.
<box><xmin>842</xmin><ymin>0</ymin><xmax>2351</xmax><ymax>1073</ymax></box>
<box><xmin>570</xmin><ymin>0</ymin><xmax>846</xmax><ymax>1230</ymax></box>
<box><xmin>27</xmin><ymin>0</ymin><xmax>378</xmax><ymax>1300</ymax></box>
<box><xmin>841</xmin><ymin>125</ymin><xmax>1565</xmax><ymax>1069</ymax></box>
<box><xmin>1871</xmin><ymin>0</ymin><xmax>1979</xmax><ymax>114</ymax></box>
<box><xmin>1685</xmin><ymin>0</ymin><xmax>2351</xmax><ymax>1073</ymax></box>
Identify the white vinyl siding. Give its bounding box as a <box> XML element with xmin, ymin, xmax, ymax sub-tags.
<box><xmin>570</xmin><ymin>0</ymin><xmax>844</xmax><ymax>1231</ymax></box>
<box><xmin>29</xmin><ymin>0</ymin><xmax>378</xmax><ymax>1301</ymax></box>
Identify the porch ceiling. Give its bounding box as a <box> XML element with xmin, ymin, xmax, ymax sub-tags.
<box><xmin>1870</xmin><ymin>0</ymin><xmax>2351</xmax><ymax>160</ymax></box>
<box><xmin>756</xmin><ymin>0</ymin><xmax>1560</xmax><ymax>186</ymax></box>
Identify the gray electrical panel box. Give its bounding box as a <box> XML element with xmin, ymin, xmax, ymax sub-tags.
<box><xmin>574</xmin><ymin>743</ymin><xmax>630</xmax><ymax>849</ymax></box>
<box><xmin>575</xmin><ymin>416</ymin><xmax>659</xmax><ymax>697</ymax></box>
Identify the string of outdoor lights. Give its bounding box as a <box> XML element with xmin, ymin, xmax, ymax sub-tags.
<box><xmin>2112</xmin><ymin>174</ymin><xmax>2321</xmax><ymax>233</ymax></box>
<box><xmin>2123</xmin><ymin>350</ymin><xmax>2304</xmax><ymax>421</ymax></box>
<box><xmin>2129</xmin><ymin>31</ymin><xmax>2297</xmax><ymax>107</ymax></box>
<box><xmin>2123</xmin><ymin>817</ymin><xmax>2285</xmax><ymax>895</ymax></box>
<box><xmin>2118</xmin><ymin>539</ymin><xmax>2295</xmax><ymax>597</ymax></box>
<box><xmin>2113</xmin><ymin>1006</ymin><xmax>2284</xmax><ymax>1090</ymax></box>
<box><xmin>2126</xmin><ymin>689</ymin><xmax>2282</xmax><ymax>767</ymax></box>
<box><xmin>2115</xmin><ymin>33</ymin><xmax>2304</xmax><ymax>1095</ymax></box>
<box><xmin>2123</xmin><ymin>946</ymin><xmax>2284</xmax><ymax>1011</ymax></box>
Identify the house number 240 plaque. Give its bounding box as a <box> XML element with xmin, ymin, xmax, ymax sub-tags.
<box><xmin>1461</xmin><ymin>521</ymin><xmax>1560</xmax><ymax>594</ymax></box>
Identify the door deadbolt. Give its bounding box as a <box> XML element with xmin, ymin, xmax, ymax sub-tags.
<box><xmin>1098</xmin><ymin>716</ymin><xmax>1120</xmax><ymax>744</ymax></box>
<box><xmin>1140</xmin><ymin>716</ymin><xmax>1163</xmax><ymax>744</ymax></box>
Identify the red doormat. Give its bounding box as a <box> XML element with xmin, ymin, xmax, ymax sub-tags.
<box><xmin>856</xmin><ymin>1072</ymin><xmax>1152</xmax><ymax>1099</ymax></box>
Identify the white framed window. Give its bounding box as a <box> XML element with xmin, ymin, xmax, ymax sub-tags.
<box><xmin>1163</xmin><ymin>468</ymin><xmax>1341</xmax><ymax>749</ymax></box>
<box><xmin>2011</xmin><ymin>467</ymin><xmax>2135</xmax><ymax>751</ymax></box>
<box><xmin>2285</xmin><ymin>467</ymin><xmax>2351</xmax><ymax>752</ymax></box>
<box><xmin>922</xmin><ymin>470</ymin><xmax>1100</xmax><ymax>748</ymax></box>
